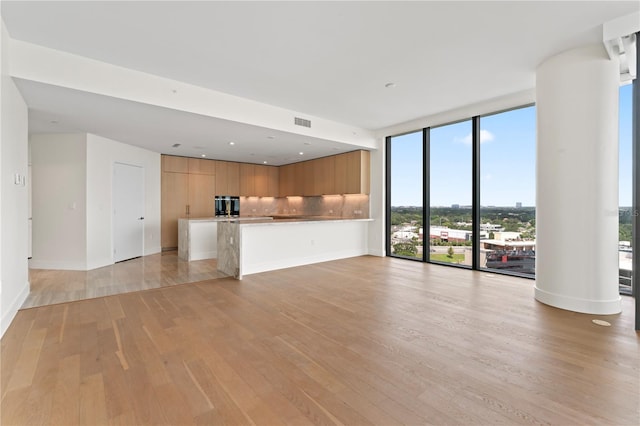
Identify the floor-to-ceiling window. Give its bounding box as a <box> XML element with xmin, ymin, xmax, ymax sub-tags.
<box><xmin>388</xmin><ymin>131</ymin><xmax>424</xmax><ymax>260</ymax></box>
<box><xmin>429</xmin><ymin>120</ymin><xmax>473</xmax><ymax>266</ymax></box>
<box><xmin>386</xmin><ymin>107</ymin><xmax>535</xmax><ymax>278</ymax></box>
<box><xmin>619</xmin><ymin>83</ymin><xmax>633</xmax><ymax>295</ymax></box>
<box><xmin>480</xmin><ymin>106</ymin><xmax>536</xmax><ymax>276</ymax></box>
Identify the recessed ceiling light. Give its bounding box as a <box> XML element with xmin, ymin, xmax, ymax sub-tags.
<box><xmin>385</xmin><ymin>82</ymin><xmax>396</xmax><ymax>88</ymax></box>
<box><xmin>229</xmin><ymin>142</ymin><xmax>235</xmax><ymax>146</ymax></box>
<box><xmin>263</xmin><ymin>161</ymin><xmax>268</xmax><ymax>164</ymax></box>
<box><xmin>201</xmin><ymin>154</ymin><xmax>206</xmax><ymax>158</ymax></box>
<box><xmin>172</xmin><ymin>143</ymin><xmax>181</xmax><ymax>148</ymax></box>
<box><xmin>299</xmin><ymin>152</ymin><xmax>304</xmax><ymax>155</ymax></box>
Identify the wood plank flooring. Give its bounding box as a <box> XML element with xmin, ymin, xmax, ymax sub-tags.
<box><xmin>3</xmin><ymin>256</ymin><xmax>638</xmax><ymax>425</ymax></box>
<box><xmin>24</xmin><ymin>251</ymin><xmax>224</xmax><ymax>309</ymax></box>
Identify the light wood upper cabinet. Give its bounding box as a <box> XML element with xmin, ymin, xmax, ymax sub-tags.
<box><xmin>227</xmin><ymin>162</ymin><xmax>240</xmax><ymax>195</ymax></box>
<box><xmin>214</xmin><ymin>160</ymin><xmax>240</xmax><ymax>195</ymax></box>
<box><xmin>162</xmin><ymin>155</ymin><xmax>189</xmax><ymax>173</ymax></box>
<box><xmin>334</xmin><ymin>153</ymin><xmax>349</xmax><ymax>194</ymax></box>
<box><xmin>214</xmin><ymin>160</ymin><xmax>228</xmax><ymax>194</ymax></box>
<box><xmin>333</xmin><ymin>150</ymin><xmax>370</xmax><ymax>195</ymax></box>
<box><xmin>346</xmin><ymin>150</ymin><xmax>370</xmax><ymax>194</ymax></box>
<box><xmin>313</xmin><ymin>156</ymin><xmax>335</xmax><ymax>195</ymax></box>
<box><xmin>188</xmin><ymin>174</ymin><xmax>216</xmax><ymax>217</ymax></box>
<box><xmin>277</xmin><ymin>151</ymin><xmax>369</xmax><ymax>197</ymax></box>
<box><xmin>267</xmin><ymin>166</ymin><xmax>279</xmax><ymax>197</ymax></box>
<box><xmin>188</xmin><ymin>158</ymin><xmax>216</xmax><ymax>175</ymax></box>
<box><xmin>254</xmin><ymin>165</ymin><xmax>269</xmax><ymax>197</ymax></box>
<box><xmin>239</xmin><ymin>163</ymin><xmax>255</xmax><ymax>196</ymax></box>
<box><xmin>279</xmin><ymin>164</ymin><xmax>295</xmax><ymax>196</ymax></box>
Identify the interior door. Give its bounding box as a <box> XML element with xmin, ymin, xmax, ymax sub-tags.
<box><xmin>113</xmin><ymin>162</ymin><xmax>144</xmax><ymax>262</ymax></box>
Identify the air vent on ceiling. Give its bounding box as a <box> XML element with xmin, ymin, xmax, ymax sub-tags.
<box><xmin>172</xmin><ymin>143</ymin><xmax>181</xmax><ymax>148</ymax></box>
<box><xmin>294</xmin><ymin>117</ymin><xmax>311</xmax><ymax>128</ymax></box>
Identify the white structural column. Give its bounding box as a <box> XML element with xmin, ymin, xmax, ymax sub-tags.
<box><xmin>535</xmin><ymin>44</ymin><xmax>622</xmax><ymax>314</ymax></box>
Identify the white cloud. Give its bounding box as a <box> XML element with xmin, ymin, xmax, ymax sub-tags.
<box><xmin>460</xmin><ymin>129</ymin><xmax>495</xmax><ymax>144</ymax></box>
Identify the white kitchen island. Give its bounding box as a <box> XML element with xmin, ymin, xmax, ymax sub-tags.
<box><xmin>217</xmin><ymin>217</ymin><xmax>373</xmax><ymax>279</ymax></box>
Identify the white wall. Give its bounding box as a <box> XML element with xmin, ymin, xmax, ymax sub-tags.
<box><xmin>30</xmin><ymin>133</ymin><xmax>87</xmax><ymax>269</ymax></box>
<box><xmin>1</xmin><ymin>18</ymin><xmax>30</xmax><ymax>337</ymax></box>
<box><xmin>30</xmin><ymin>133</ymin><xmax>161</xmax><ymax>271</ymax></box>
<box><xmin>86</xmin><ymin>134</ymin><xmax>161</xmax><ymax>269</ymax></box>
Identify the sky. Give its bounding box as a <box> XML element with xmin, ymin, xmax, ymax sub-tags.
<box><xmin>390</xmin><ymin>84</ymin><xmax>634</xmax><ymax>207</ymax></box>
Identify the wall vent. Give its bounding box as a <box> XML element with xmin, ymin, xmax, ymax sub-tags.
<box><xmin>294</xmin><ymin>117</ymin><xmax>311</xmax><ymax>128</ymax></box>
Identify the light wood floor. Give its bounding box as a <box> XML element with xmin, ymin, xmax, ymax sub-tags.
<box><xmin>24</xmin><ymin>251</ymin><xmax>224</xmax><ymax>308</ymax></box>
<box><xmin>2</xmin><ymin>256</ymin><xmax>638</xmax><ymax>425</ymax></box>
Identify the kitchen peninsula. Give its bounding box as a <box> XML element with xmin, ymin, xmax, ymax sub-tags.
<box><xmin>178</xmin><ymin>216</ymin><xmax>271</xmax><ymax>261</ymax></box>
<box><xmin>217</xmin><ymin>217</ymin><xmax>372</xmax><ymax>279</ymax></box>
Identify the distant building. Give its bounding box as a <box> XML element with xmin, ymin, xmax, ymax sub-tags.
<box><xmin>429</xmin><ymin>226</ymin><xmax>488</xmax><ymax>242</ymax></box>
<box><xmin>494</xmin><ymin>231</ymin><xmax>522</xmax><ymax>241</ymax></box>
<box><xmin>451</xmin><ymin>204</ymin><xmax>460</xmax><ymax>209</ymax></box>
<box><xmin>516</xmin><ymin>202</ymin><xmax>522</xmax><ymax>208</ymax></box>
<box><xmin>480</xmin><ymin>223</ymin><xmax>505</xmax><ymax>232</ymax></box>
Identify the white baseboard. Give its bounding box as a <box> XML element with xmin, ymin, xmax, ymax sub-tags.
<box><xmin>190</xmin><ymin>250</ymin><xmax>217</xmax><ymax>261</ymax></box>
<box><xmin>145</xmin><ymin>245</ymin><xmax>162</xmax><ymax>256</ymax></box>
<box><xmin>368</xmin><ymin>248</ymin><xmax>385</xmax><ymax>257</ymax></box>
<box><xmin>1</xmin><ymin>279</ymin><xmax>30</xmax><ymax>338</ymax></box>
<box><xmin>242</xmin><ymin>248</ymin><xmax>368</xmax><ymax>277</ymax></box>
<box><xmin>28</xmin><ymin>259</ymin><xmax>88</xmax><ymax>270</ymax></box>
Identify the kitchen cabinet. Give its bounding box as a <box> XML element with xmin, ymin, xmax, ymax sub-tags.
<box><xmin>161</xmin><ymin>171</ymin><xmax>189</xmax><ymax>248</ymax></box>
<box><xmin>215</xmin><ymin>160</ymin><xmax>241</xmax><ymax>195</ymax></box>
<box><xmin>335</xmin><ymin>150</ymin><xmax>370</xmax><ymax>194</ymax></box>
<box><xmin>279</xmin><ymin>163</ymin><xmax>295</xmax><ymax>196</ymax></box>
<box><xmin>162</xmin><ymin>155</ymin><xmax>218</xmax><ymax>249</ymax></box>
<box><xmin>254</xmin><ymin>164</ymin><xmax>268</xmax><ymax>197</ymax></box>
<box><xmin>240</xmin><ymin>164</ymin><xmax>279</xmax><ymax>197</ymax></box>
<box><xmin>277</xmin><ymin>150</ymin><xmax>369</xmax><ymax>197</ymax></box>
<box><xmin>188</xmin><ymin>174</ymin><xmax>216</xmax><ymax>218</ymax></box>
<box><xmin>267</xmin><ymin>166</ymin><xmax>279</xmax><ymax>197</ymax></box>
<box><xmin>162</xmin><ymin>155</ymin><xmax>189</xmax><ymax>173</ymax></box>
<box><xmin>313</xmin><ymin>155</ymin><xmax>335</xmax><ymax>195</ymax></box>
<box><xmin>215</xmin><ymin>160</ymin><xmax>228</xmax><ymax>194</ymax></box>
<box><xmin>188</xmin><ymin>157</ymin><xmax>216</xmax><ymax>175</ymax></box>
<box><xmin>239</xmin><ymin>163</ymin><xmax>255</xmax><ymax>196</ymax></box>
<box><xmin>227</xmin><ymin>162</ymin><xmax>240</xmax><ymax>195</ymax></box>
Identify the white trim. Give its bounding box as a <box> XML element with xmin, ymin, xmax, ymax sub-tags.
<box><xmin>28</xmin><ymin>259</ymin><xmax>88</xmax><ymax>270</ymax></box>
<box><xmin>1</xmin><ymin>280</ymin><xmax>30</xmax><ymax>338</ymax></box>
<box><xmin>534</xmin><ymin>286</ymin><xmax>622</xmax><ymax>315</ymax></box>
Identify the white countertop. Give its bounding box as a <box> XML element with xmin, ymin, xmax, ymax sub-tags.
<box><xmin>181</xmin><ymin>216</ymin><xmax>372</xmax><ymax>225</ymax></box>
<box><xmin>230</xmin><ymin>217</ymin><xmax>373</xmax><ymax>226</ymax></box>
<box><xmin>178</xmin><ymin>216</ymin><xmax>272</xmax><ymax>223</ymax></box>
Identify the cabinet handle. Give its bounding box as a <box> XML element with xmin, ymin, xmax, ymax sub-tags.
<box><xmin>186</xmin><ymin>205</ymin><xmax>190</xmax><ymax>215</ymax></box>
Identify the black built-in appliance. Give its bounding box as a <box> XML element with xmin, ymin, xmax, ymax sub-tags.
<box><xmin>215</xmin><ymin>195</ymin><xmax>240</xmax><ymax>217</ymax></box>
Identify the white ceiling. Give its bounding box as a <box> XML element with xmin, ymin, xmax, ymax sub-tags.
<box><xmin>2</xmin><ymin>1</ymin><xmax>638</xmax><ymax>164</ymax></box>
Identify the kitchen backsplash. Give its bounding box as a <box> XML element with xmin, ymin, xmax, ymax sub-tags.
<box><xmin>239</xmin><ymin>194</ymin><xmax>370</xmax><ymax>218</ymax></box>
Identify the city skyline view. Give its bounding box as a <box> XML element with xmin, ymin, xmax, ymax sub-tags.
<box><xmin>390</xmin><ymin>84</ymin><xmax>633</xmax><ymax>207</ymax></box>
